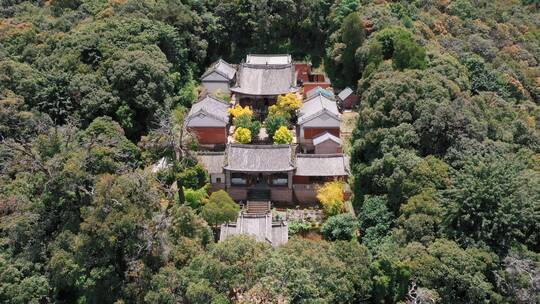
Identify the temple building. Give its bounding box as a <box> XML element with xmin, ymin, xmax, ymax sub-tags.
<box><xmin>196</xmin><ymin>144</ymin><xmax>351</xmax><ymax>204</ymax></box>
<box><xmin>224</xmin><ymin>144</ymin><xmax>295</xmax><ymax>202</ymax></box>
<box><xmin>200</xmin><ymin>59</ymin><xmax>237</xmax><ymax>95</ymax></box>
<box><xmin>294</xmin><ymin>63</ymin><xmax>332</xmax><ymax>96</ymax></box>
<box><xmin>193</xmin><ymin>54</ymin><xmax>353</xmax><ymax>245</ymax></box>
<box><xmin>185</xmin><ymin>94</ymin><xmax>230</xmax><ymax>148</ymax></box>
<box><xmin>293</xmin><ymin>154</ymin><xmax>350</xmax><ymax>202</ymax></box>
<box><xmin>231</xmin><ymin>54</ymin><xmax>298</xmax><ymax>119</ymax></box>
<box><xmin>313</xmin><ymin>132</ymin><xmax>342</xmax><ymax>154</ymax></box>
<box><xmin>196</xmin><ymin>152</ymin><xmax>226</xmax><ymax>191</ymax></box>
<box><xmin>297</xmin><ymin>92</ymin><xmax>341</xmax><ymax>152</ymax></box>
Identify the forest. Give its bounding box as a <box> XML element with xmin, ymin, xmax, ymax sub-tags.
<box><xmin>0</xmin><ymin>0</ymin><xmax>539</xmax><ymax>303</ymax></box>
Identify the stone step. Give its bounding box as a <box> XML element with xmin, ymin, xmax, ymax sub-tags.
<box><xmin>246</xmin><ymin>201</ymin><xmax>270</xmax><ymax>214</ymax></box>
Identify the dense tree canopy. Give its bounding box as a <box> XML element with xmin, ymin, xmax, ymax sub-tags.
<box><xmin>1</xmin><ymin>0</ymin><xmax>539</xmax><ymax>303</ymax></box>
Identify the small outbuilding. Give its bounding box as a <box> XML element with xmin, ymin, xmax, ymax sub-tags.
<box><xmin>196</xmin><ymin>152</ymin><xmax>226</xmax><ymax>191</ymax></box>
<box><xmin>297</xmin><ymin>92</ymin><xmax>341</xmax><ymax>151</ymax></box>
<box><xmin>292</xmin><ymin>154</ymin><xmax>350</xmax><ymax>203</ymax></box>
<box><xmin>337</xmin><ymin>87</ymin><xmax>358</xmax><ymax>110</ymax></box>
<box><xmin>200</xmin><ymin>59</ymin><xmax>236</xmax><ymax>95</ymax></box>
<box><xmin>313</xmin><ymin>132</ymin><xmax>342</xmax><ymax>154</ymax></box>
<box><xmin>185</xmin><ymin>95</ymin><xmax>230</xmax><ymax>147</ymax></box>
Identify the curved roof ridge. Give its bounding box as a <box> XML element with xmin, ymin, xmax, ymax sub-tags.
<box><xmin>296</xmin><ymin>153</ymin><xmax>345</xmax><ymax>158</ymax></box>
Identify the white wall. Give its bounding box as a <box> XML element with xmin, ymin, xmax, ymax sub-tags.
<box><xmin>211</xmin><ymin>173</ymin><xmax>225</xmax><ymax>184</ymax></box>
<box><xmin>301</xmin><ymin>113</ymin><xmax>340</xmax><ymax>128</ymax></box>
<box><xmin>202</xmin><ymin>81</ymin><xmax>231</xmax><ymax>95</ymax></box>
<box><xmin>202</xmin><ymin>71</ymin><xmax>228</xmax><ymax>81</ymax></box>
<box><xmin>186</xmin><ymin>113</ymin><xmax>226</xmax><ymax>127</ymax></box>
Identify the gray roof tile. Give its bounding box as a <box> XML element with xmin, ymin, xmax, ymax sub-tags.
<box><xmin>230</xmin><ymin>63</ymin><xmax>297</xmax><ymax>96</ymax></box>
<box><xmin>225</xmin><ymin>144</ymin><xmax>295</xmax><ymax>172</ymax></box>
<box><xmin>295</xmin><ymin>154</ymin><xmax>350</xmax><ymax>176</ymax></box>
<box><xmin>313</xmin><ymin>132</ymin><xmax>342</xmax><ymax>146</ymax></box>
<box><xmin>196</xmin><ymin>152</ymin><xmax>225</xmax><ymax>174</ymax></box>
<box><xmin>298</xmin><ymin>93</ymin><xmax>340</xmax><ymax>124</ymax></box>
<box><xmin>201</xmin><ymin>59</ymin><xmax>236</xmax><ymax>80</ymax></box>
<box><xmin>186</xmin><ymin>95</ymin><xmax>230</xmax><ymax>126</ymax></box>
<box><xmin>337</xmin><ymin>87</ymin><xmax>354</xmax><ymax>100</ymax></box>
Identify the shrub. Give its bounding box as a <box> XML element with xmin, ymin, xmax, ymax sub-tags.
<box><xmin>201</xmin><ymin>190</ymin><xmax>239</xmax><ymax>228</ymax></box>
<box><xmin>264</xmin><ymin>114</ymin><xmax>288</xmax><ymax>139</ymax></box>
<box><xmin>228</xmin><ymin>104</ymin><xmax>253</xmax><ymax>118</ymax></box>
<box><xmin>234</xmin><ymin>114</ymin><xmax>260</xmax><ymax>139</ymax></box>
<box><xmin>179</xmin><ymin>163</ymin><xmax>208</xmax><ymax>189</ymax></box>
<box><xmin>268</xmin><ymin>93</ymin><xmax>302</xmax><ymax>118</ymax></box>
<box><xmin>288</xmin><ymin>220</ymin><xmax>312</xmax><ymax>236</ymax></box>
<box><xmin>321</xmin><ymin>213</ymin><xmax>359</xmax><ymax>241</ymax></box>
<box><xmin>317</xmin><ymin>181</ymin><xmax>346</xmax><ymax>216</ymax></box>
<box><xmin>234</xmin><ymin>127</ymin><xmax>251</xmax><ymax>144</ymax></box>
<box><xmin>272</xmin><ymin>126</ymin><xmax>292</xmax><ymax>144</ymax></box>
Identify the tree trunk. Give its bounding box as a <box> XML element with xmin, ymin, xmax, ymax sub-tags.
<box><xmin>177</xmin><ymin>178</ymin><xmax>185</xmax><ymax>204</ymax></box>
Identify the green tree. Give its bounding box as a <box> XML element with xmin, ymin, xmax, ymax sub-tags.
<box><xmin>263</xmin><ymin>239</ymin><xmax>373</xmax><ymax>303</ymax></box>
<box><xmin>201</xmin><ymin>190</ymin><xmax>239</xmax><ymax>229</ymax></box>
<box><xmin>78</xmin><ymin>116</ymin><xmax>141</xmax><ymax>175</ymax></box>
<box><xmin>326</xmin><ymin>12</ymin><xmax>365</xmax><ymax>88</ymax></box>
<box><xmin>403</xmin><ymin>239</ymin><xmax>500</xmax><ymax>303</ymax></box>
<box><xmin>396</xmin><ymin>189</ymin><xmax>443</xmax><ymax>244</ymax></box>
<box><xmin>393</xmin><ymin>33</ymin><xmax>427</xmax><ymax>70</ymax></box>
<box><xmin>442</xmin><ymin>150</ymin><xmax>540</xmax><ymax>254</ymax></box>
<box><xmin>182</xmin><ymin>235</ymin><xmax>271</xmax><ymax>300</ymax></box>
<box><xmin>178</xmin><ymin>164</ymin><xmax>208</xmax><ymax>190</ymax></box>
<box><xmin>264</xmin><ymin>114</ymin><xmax>288</xmax><ymax>139</ymax></box>
<box><xmin>321</xmin><ymin>213</ymin><xmax>359</xmax><ymax>241</ymax></box>
<box><xmin>358</xmin><ymin>195</ymin><xmax>393</xmax><ymax>249</ymax></box>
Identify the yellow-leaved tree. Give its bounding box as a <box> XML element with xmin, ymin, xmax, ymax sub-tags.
<box><xmin>269</xmin><ymin>93</ymin><xmax>302</xmax><ymax>118</ymax></box>
<box><xmin>272</xmin><ymin>125</ymin><xmax>293</xmax><ymax>144</ymax></box>
<box><xmin>229</xmin><ymin>104</ymin><xmax>253</xmax><ymax>118</ymax></box>
<box><xmin>234</xmin><ymin>127</ymin><xmax>251</xmax><ymax>144</ymax></box>
<box><xmin>316</xmin><ymin>181</ymin><xmax>345</xmax><ymax>216</ymax></box>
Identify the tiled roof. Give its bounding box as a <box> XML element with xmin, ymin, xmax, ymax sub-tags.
<box><xmin>337</xmin><ymin>87</ymin><xmax>354</xmax><ymax>100</ymax></box>
<box><xmin>201</xmin><ymin>59</ymin><xmax>236</xmax><ymax>80</ymax></box>
<box><xmin>230</xmin><ymin>63</ymin><xmax>297</xmax><ymax>96</ymax></box>
<box><xmin>224</xmin><ymin>144</ymin><xmax>295</xmax><ymax>172</ymax></box>
<box><xmin>196</xmin><ymin>152</ymin><xmax>225</xmax><ymax>174</ymax></box>
<box><xmin>295</xmin><ymin>154</ymin><xmax>350</xmax><ymax>176</ymax></box>
<box><xmin>246</xmin><ymin>54</ymin><xmax>292</xmax><ymax>65</ymax></box>
<box><xmin>298</xmin><ymin>93</ymin><xmax>340</xmax><ymax>124</ymax></box>
<box><xmin>313</xmin><ymin>132</ymin><xmax>342</xmax><ymax>146</ymax></box>
<box><xmin>306</xmin><ymin>86</ymin><xmax>335</xmax><ymax>99</ymax></box>
<box><xmin>186</xmin><ymin>95</ymin><xmax>230</xmax><ymax>126</ymax></box>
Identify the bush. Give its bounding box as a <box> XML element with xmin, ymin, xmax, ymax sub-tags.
<box><xmin>228</xmin><ymin>104</ymin><xmax>253</xmax><ymax>118</ymax></box>
<box><xmin>288</xmin><ymin>220</ymin><xmax>312</xmax><ymax>236</ymax></box>
<box><xmin>179</xmin><ymin>164</ymin><xmax>208</xmax><ymax>189</ymax></box>
<box><xmin>234</xmin><ymin>114</ymin><xmax>261</xmax><ymax>139</ymax></box>
<box><xmin>234</xmin><ymin>127</ymin><xmax>251</xmax><ymax>144</ymax></box>
<box><xmin>272</xmin><ymin>126</ymin><xmax>292</xmax><ymax>144</ymax></box>
<box><xmin>321</xmin><ymin>213</ymin><xmax>359</xmax><ymax>241</ymax></box>
<box><xmin>317</xmin><ymin>181</ymin><xmax>346</xmax><ymax>216</ymax></box>
<box><xmin>264</xmin><ymin>114</ymin><xmax>288</xmax><ymax>139</ymax></box>
<box><xmin>268</xmin><ymin>93</ymin><xmax>302</xmax><ymax>118</ymax></box>
<box><xmin>201</xmin><ymin>190</ymin><xmax>239</xmax><ymax>228</ymax></box>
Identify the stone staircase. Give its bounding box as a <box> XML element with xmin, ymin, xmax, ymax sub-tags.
<box><xmin>245</xmin><ymin>201</ymin><xmax>271</xmax><ymax>215</ymax></box>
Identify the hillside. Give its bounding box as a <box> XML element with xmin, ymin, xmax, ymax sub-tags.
<box><xmin>1</xmin><ymin>0</ymin><xmax>539</xmax><ymax>303</ymax></box>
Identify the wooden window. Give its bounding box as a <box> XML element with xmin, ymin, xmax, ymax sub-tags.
<box><xmin>271</xmin><ymin>173</ymin><xmax>288</xmax><ymax>186</ymax></box>
<box><xmin>231</xmin><ymin>173</ymin><xmax>247</xmax><ymax>185</ymax></box>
